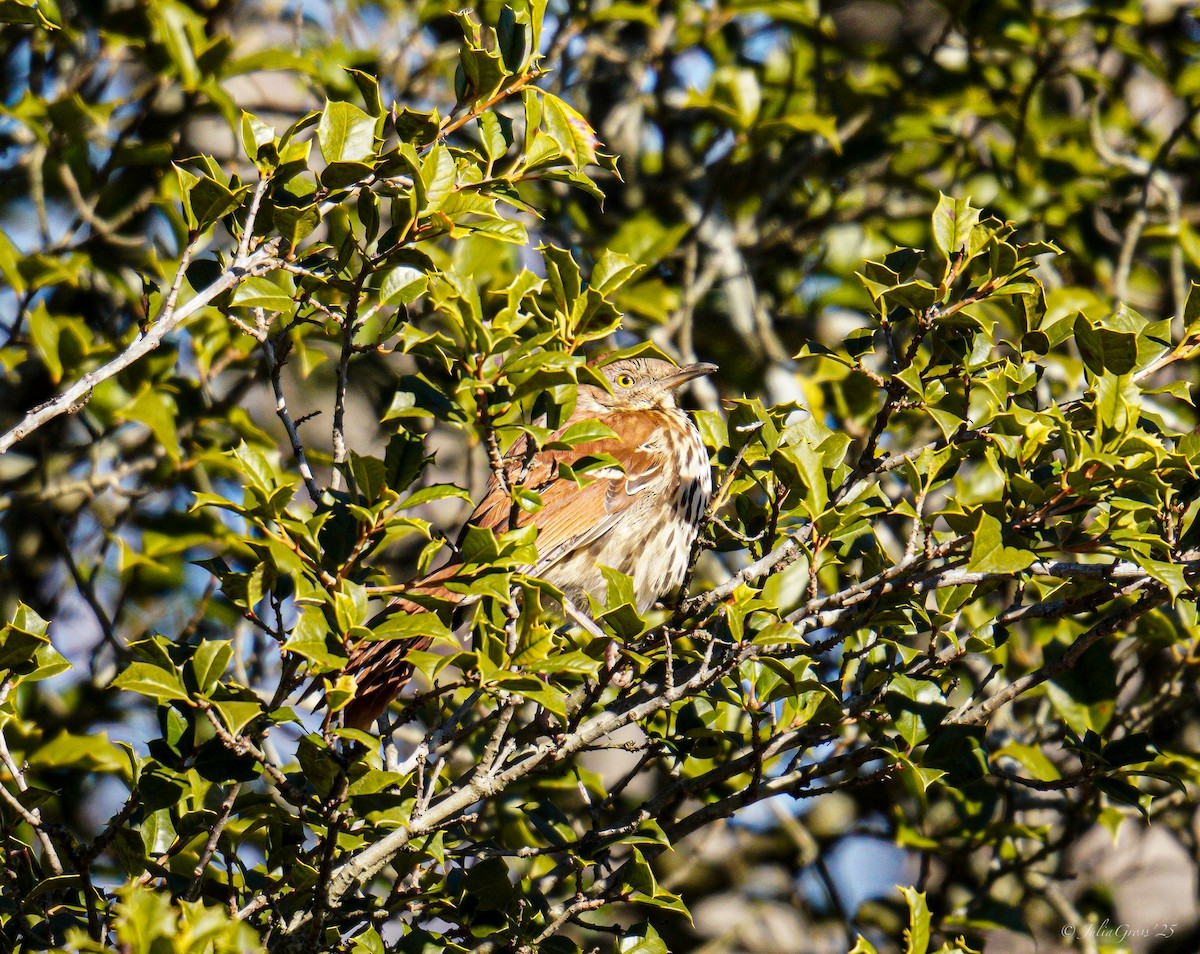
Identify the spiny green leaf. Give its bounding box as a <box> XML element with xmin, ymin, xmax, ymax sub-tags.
<box><xmin>932</xmin><ymin>193</ymin><xmax>981</xmax><ymax>261</ymax></box>
<box><xmin>899</xmin><ymin>885</ymin><xmax>932</xmax><ymax>954</ymax></box>
<box><xmin>1074</xmin><ymin>312</ymin><xmax>1138</xmax><ymax>375</ymax></box>
<box><xmin>967</xmin><ymin>512</ymin><xmax>1036</xmax><ymax>574</ymax></box>
<box><xmin>317</xmin><ymin>99</ymin><xmax>378</xmax><ymax>164</ymax></box>
<box><xmin>112</xmin><ymin>662</ymin><xmax>191</xmax><ymax>704</ymax></box>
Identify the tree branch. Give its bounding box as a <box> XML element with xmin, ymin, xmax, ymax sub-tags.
<box><xmin>945</xmin><ymin>586</ymin><xmax>1163</xmax><ymax>726</ymax></box>
<box><xmin>259</xmin><ymin>314</ymin><xmax>322</xmax><ymax>504</ymax></box>
<box><xmin>0</xmin><ymin>240</ymin><xmax>281</xmax><ymax>455</ymax></box>
<box><xmin>0</xmin><ymin>684</ymin><xmax>64</xmax><ymax>875</ymax></box>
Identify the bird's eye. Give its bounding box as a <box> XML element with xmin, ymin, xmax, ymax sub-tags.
<box><xmin>615</xmin><ymin>373</ymin><xmax>634</xmax><ymax>388</ymax></box>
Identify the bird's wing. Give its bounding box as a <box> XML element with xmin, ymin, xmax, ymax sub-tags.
<box><xmin>465</xmin><ymin>410</ymin><xmax>669</xmax><ymax>576</ymax></box>
<box><xmin>340</xmin><ymin>413</ymin><xmax>671</xmax><ymax>728</ymax></box>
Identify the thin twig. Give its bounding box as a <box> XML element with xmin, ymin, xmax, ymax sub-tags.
<box><xmin>0</xmin><ymin>685</ymin><xmax>64</xmax><ymax>875</ymax></box>
<box><xmin>946</xmin><ymin>587</ymin><xmax>1162</xmax><ymax>726</ymax></box>
<box><xmin>197</xmin><ymin>701</ymin><xmax>306</xmax><ymax>805</ymax></box>
<box><xmin>185</xmin><ymin>782</ymin><xmax>242</xmax><ymax>901</ymax></box>
<box><xmin>0</xmin><ymin>453</ymin><xmax>163</xmax><ymax>514</ymax></box>
<box><xmin>329</xmin><ymin>273</ymin><xmax>366</xmax><ymax>493</ymax></box>
<box><xmin>259</xmin><ymin>313</ymin><xmax>322</xmax><ymax>504</ymax></box>
<box><xmin>238</xmin><ymin>175</ymin><xmax>272</xmax><ymax>262</ymax></box>
<box><xmin>438</xmin><ymin>70</ymin><xmax>544</xmax><ymax>142</ymax></box>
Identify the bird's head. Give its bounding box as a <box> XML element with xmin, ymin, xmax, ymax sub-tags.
<box><xmin>575</xmin><ymin>357</ymin><xmax>717</xmax><ymax>415</ymax></box>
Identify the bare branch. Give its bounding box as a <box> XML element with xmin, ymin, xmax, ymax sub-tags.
<box><xmin>946</xmin><ymin>585</ymin><xmax>1162</xmax><ymax>726</ymax></box>
<box><xmin>0</xmin><ymin>453</ymin><xmax>162</xmax><ymax>515</ymax></box>
<box><xmin>185</xmin><ymin>782</ymin><xmax>242</xmax><ymax>901</ymax></box>
<box><xmin>329</xmin><ymin>273</ymin><xmax>366</xmax><ymax>493</ymax></box>
<box><xmin>238</xmin><ymin>176</ymin><xmax>272</xmax><ymax>262</ymax></box>
<box><xmin>0</xmin><ymin>685</ymin><xmax>64</xmax><ymax>875</ymax></box>
<box><xmin>317</xmin><ymin>656</ymin><xmax>725</xmax><ymax>914</ymax></box>
<box><xmin>197</xmin><ymin>701</ymin><xmax>306</xmax><ymax>805</ymax></box>
<box><xmin>259</xmin><ymin>313</ymin><xmax>322</xmax><ymax>504</ymax></box>
<box><xmin>0</xmin><ymin>240</ymin><xmax>281</xmax><ymax>455</ymax></box>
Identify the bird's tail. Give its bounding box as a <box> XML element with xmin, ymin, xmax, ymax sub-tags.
<box><xmin>339</xmin><ymin>573</ymin><xmax>458</xmax><ymax>731</ymax></box>
<box><xmin>340</xmin><ymin>610</ymin><xmax>431</xmax><ymax>730</ymax></box>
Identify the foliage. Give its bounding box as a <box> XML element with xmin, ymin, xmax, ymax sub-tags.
<box><xmin>1</xmin><ymin>0</ymin><xmax>1200</xmax><ymax>952</ymax></box>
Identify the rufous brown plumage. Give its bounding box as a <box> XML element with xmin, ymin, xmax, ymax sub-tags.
<box><xmin>341</xmin><ymin>357</ymin><xmax>716</xmax><ymax>729</ymax></box>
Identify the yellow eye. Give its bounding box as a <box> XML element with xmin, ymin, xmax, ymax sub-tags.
<box><xmin>615</xmin><ymin>373</ymin><xmax>635</xmax><ymax>388</ymax></box>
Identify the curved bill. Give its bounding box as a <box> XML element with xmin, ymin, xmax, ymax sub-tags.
<box><xmin>662</xmin><ymin>362</ymin><xmax>719</xmax><ymax>390</ymax></box>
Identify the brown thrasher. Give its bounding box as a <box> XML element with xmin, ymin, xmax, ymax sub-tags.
<box><xmin>341</xmin><ymin>357</ymin><xmax>717</xmax><ymax>729</ymax></box>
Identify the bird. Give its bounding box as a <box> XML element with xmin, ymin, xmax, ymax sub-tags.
<box><xmin>340</xmin><ymin>356</ymin><xmax>717</xmax><ymax>730</ymax></box>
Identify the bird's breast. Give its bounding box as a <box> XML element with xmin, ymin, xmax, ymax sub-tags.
<box><xmin>531</xmin><ymin>407</ymin><xmax>712</xmax><ymax>612</ymax></box>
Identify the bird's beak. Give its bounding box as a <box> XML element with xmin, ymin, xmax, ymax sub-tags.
<box><xmin>663</xmin><ymin>362</ymin><xmax>718</xmax><ymax>390</ymax></box>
